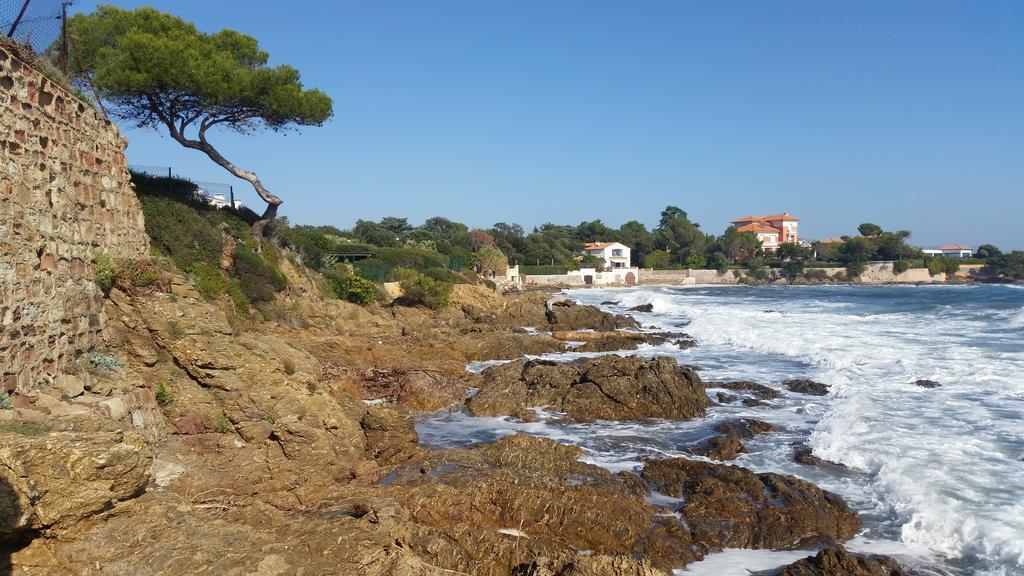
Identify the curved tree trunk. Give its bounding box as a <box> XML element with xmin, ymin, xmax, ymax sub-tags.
<box><xmin>165</xmin><ymin>124</ymin><xmax>281</xmax><ymax>248</ymax></box>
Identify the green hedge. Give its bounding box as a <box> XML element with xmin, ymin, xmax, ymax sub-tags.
<box><xmin>520</xmin><ymin>265</ymin><xmax>568</xmax><ymax>275</ymax></box>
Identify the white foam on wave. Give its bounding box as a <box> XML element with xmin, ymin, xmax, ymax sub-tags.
<box><xmin>573</xmin><ymin>286</ymin><xmax>1024</xmax><ymax>573</ymax></box>
<box><xmin>673</xmin><ymin>548</ymin><xmax>817</xmax><ymax>575</ymax></box>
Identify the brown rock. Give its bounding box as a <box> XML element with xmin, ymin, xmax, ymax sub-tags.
<box><xmin>361</xmin><ymin>405</ymin><xmax>421</xmax><ymax>464</ymax></box>
<box><xmin>785</xmin><ymin>379</ymin><xmax>831</xmax><ymax>396</ymax></box>
<box><xmin>771</xmin><ymin>545</ymin><xmax>910</xmax><ymax>575</ymax></box>
<box><xmin>641</xmin><ymin>458</ymin><xmax>861</xmax><ymax>550</ymax></box>
<box><xmin>468</xmin><ymin>356</ymin><xmax>708</xmax><ymax>423</ymax></box>
<box><xmin>711</xmin><ymin>380</ymin><xmax>781</xmax><ymax>400</ymax></box>
<box><xmin>0</xmin><ymin>431</ymin><xmax>152</xmax><ymax>533</ymax></box>
<box><xmin>687</xmin><ymin>420</ymin><xmax>776</xmax><ymax>461</ymax></box>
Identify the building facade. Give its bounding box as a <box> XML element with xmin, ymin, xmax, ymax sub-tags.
<box><xmin>583</xmin><ymin>242</ymin><xmax>632</xmax><ymax>269</ymax></box>
<box><xmin>731</xmin><ymin>213</ymin><xmax>800</xmax><ymax>252</ymax></box>
<box><xmin>923</xmin><ymin>245</ymin><xmax>973</xmax><ymax>258</ymax></box>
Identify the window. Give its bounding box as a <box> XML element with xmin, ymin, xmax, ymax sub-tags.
<box><xmin>612</xmin><ymin>249</ymin><xmax>623</xmax><ymax>257</ymax></box>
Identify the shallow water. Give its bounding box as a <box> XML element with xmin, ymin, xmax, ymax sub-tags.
<box><xmin>417</xmin><ymin>284</ymin><xmax>1024</xmax><ymax>575</ymax></box>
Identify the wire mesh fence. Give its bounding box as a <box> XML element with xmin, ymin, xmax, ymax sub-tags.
<box><xmin>128</xmin><ymin>164</ymin><xmax>241</xmax><ymax>210</ymax></box>
<box><xmin>1</xmin><ymin>0</ymin><xmax>69</xmax><ymax>58</ymax></box>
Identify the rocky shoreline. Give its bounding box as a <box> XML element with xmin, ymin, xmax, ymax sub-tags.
<box><xmin>0</xmin><ymin>264</ymin><xmax>913</xmax><ymax>575</ymax></box>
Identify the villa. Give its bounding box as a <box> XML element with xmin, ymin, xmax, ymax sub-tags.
<box><xmin>730</xmin><ymin>212</ymin><xmax>800</xmax><ymax>252</ymax></box>
<box><xmin>583</xmin><ymin>242</ymin><xmax>632</xmax><ymax>269</ymax></box>
<box><xmin>923</xmin><ymin>245</ymin><xmax>973</xmax><ymax>258</ymax></box>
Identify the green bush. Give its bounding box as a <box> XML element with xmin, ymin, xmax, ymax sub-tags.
<box><xmin>114</xmin><ymin>258</ymin><xmax>169</xmax><ymax>294</ymax></box>
<box><xmin>94</xmin><ymin>252</ymin><xmax>115</xmax><ymax>294</ymax></box>
<box><xmin>803</xmin><ymin>268</ymin><xmax>829</xmax><ymax>281</ymax></box>
<box><xmin>421</xmin><ymin>267</ymin><xmax>469</xmax><ymax>284</ymax></box>
<box><xmin>0</xmin><ymin>391</ymin><xmax>13</xmax><ymax>410</ymax></box>
<box><xmin>396</xmin><ymin>268</ymin><xmax>451</xmax><ymax>310</ymax></box>
<box><xmin>190</xmin><ymin>262</ymin><xmax>250</xmax><ymax>313</ymax></box>
<box><xmin>782</xmin><ymin>260</ymin><xmax>805</xmax><ymax>278</ymax></box>
<box><xmin>366</xmin><ymin>247</ymin><xmax>448</xmax><ymax>271</ymax></box>
<box><xmin>893</xmin><ymin>260</ymin><xmax>912</xmax><ymax>274</ymax></box>
<box><xmin>846</xmin><ymin>261</ymin><xmax>866</xmax><ymax>278</ymax></box>
<box><xmin>329</xmin><ymin>273</ymin><xmax>381</xmax><ymax>305</ymax></box>
<box><xmin>155</xmin><ymin>381</ymin><xmax>172</xmax><ymax>405</ymax></box>
<box><xmin>232</xmin><ymin>245</ymin><xmax>287</xmax><ymax>304</ymax></box>
<box><xmin>927</xmin><ymin>257</ymin><xmax>960</xmax><ymax>276</ymax></box>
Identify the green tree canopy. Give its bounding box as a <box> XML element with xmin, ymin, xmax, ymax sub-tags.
<box><xmin>976</xmin><ymin>244</ymin><xmax>1002</xmax><ymax>259</ymax></box>
<box><xmin>858</xmin><ymin>223</ymin><xmax>884</xmax><ymax>237</ymax></box>
<box><xmin>68</xmin><ymin>5</ymin><xmax>333</xmax><ymax>241</ymax></box>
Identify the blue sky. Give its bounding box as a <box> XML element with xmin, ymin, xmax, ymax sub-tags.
<box><xmin>74</xmin><ymin>1</ymin><xmax>1024</xmax><ymax>250</ymax></box>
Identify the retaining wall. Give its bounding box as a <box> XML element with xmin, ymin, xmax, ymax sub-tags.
<box><xmin>0</xmin><ymin>46</ymin><xmax>149</xmax><ymax>392</ymax></box>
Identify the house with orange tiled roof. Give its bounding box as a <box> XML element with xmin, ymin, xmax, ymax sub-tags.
<box><xmin>922</xmin><ymin>245</ymin><xmax>973</xmax><ymax>258</ymax></box>
<box><xmin>730</xmin><ymin>212</ymin><xmax>800</xmax><ymax>252</ymax></box>
<box><xmin>583</xmin><ymin>241</ymin><xmax>631</xmax><ymax>269</ymax></box>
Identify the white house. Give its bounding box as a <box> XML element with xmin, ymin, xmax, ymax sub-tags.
<box><xmin>923</xmin><ymin>245</ymin><xmax>973</xmax><ymax>258</ymax></box>
<box><xmin>195</xmin><ymin>187</ymin><xmax>243</xmax><ymax>210</ymax></box>
<box><xmin>583</xmin><ymin>242</ymin><xmax>631</xmax><ymax>269</ymax></box>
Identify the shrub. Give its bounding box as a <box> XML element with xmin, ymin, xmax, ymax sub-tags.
<box><xmin>893</xmin><ymin>260</ymin><xmax>912</xmax><ymax>274</ymax></box>
<box><xmin>94</xmin><ymin>252</ymin><xmax>115</xmax><ymax>294</ymax></box>
<box><xmin>846</xmin><ymin>261</ymin><xmax>866</xmax><ymax>278</ymax></box>
<box><xmin>366</xmin><ymin>247</ymin><xmax>448</xmax><ymax>271</ymax></box>
<box><xmin>708</xmin><ymin>252</ymin><xmax>729</xmax><ymax>273</ymax></box>
<box><xmin>803</xmin><ymin>268</ymin><xmax>828</xmax><ymax>281</ymax></box>
<box><xmin>154</xmin><ymin>381</ymin><xmax>172</xmax><ymax>405</ymax></box>
<box><xmin>926</xmin><ymin>258</ymin><xmax>944</xmax><ymax>276</ymax></box>
<box><xmin>327</xmin><ymin>272</ymin><xmax>381</xmax><ymax>305</ymax></box>
<box><xmin>396</xmin><ymin>268</ymin><xmax>452</xmax><ymax>310</ymax></box>
<box><xmin>232</xmin><ymin>245</ymin><xmax>287</xmax><ymax>304</ymax></box>
<box><xmin>190</xmin><ymin>262</ymin><xmax>250</xmax><ymax>313</ymax></box>
<box><xmin>114</xmin><ymin>258</ymin><xmax>169</xmax><ymax>294</ymax></box>
<box><xmin>0</xmin><ymin>391</ymin><xmax>13</xmax><ymax>410</ymax></box>
<box><xmin>83</xmin><ymin>351</ymin><xmax>120</xmax><ymax>373</ymax></box>
<box><xmin>421</xmin><ymin>267</ymin><xmax>468</xmax><ymax>284</ymax></box>
<box><xmin>684</xmin><ymin>253</ymin><xmax>706</xmax><ymax>269</ymax></box>
<box><xmin>782</xmin><ymin>260</ymin><xmax>805</xmax><ymax>278</ymax></box>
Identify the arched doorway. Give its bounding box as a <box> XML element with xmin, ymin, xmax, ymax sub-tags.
<box><xmin>625</xmin><ymin>271</ymin><xmax>636</xmax><ymax>285</ymax></box>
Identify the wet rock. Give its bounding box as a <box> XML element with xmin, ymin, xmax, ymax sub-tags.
<box><xmin>912</xmin><ymin>379</ymin><xmax>941</xmax><ymax>389</ymax></box>
<box><xmin>574</xmin><ymin>335</ymin><xmax>644</xmax><ymax>353</ymax></box>
<box><xmin>600</xmin><ymin>300</ymin><xmax>620</xmax><ymax>306</ymax></box>
<box><xmin>712</xmin><ymin>380</ymin><xmax>781</xmax><ymax>400</ymax></box>
<box><xmin>0</xmin><ymin>431</ymin><xmax>152</xmax><ymax>533</ymax></box>
<box><xmin>687</xmin><ymin>420</ymin><xmax>777</xmax><ymax>461</ymax></box>
<box><xmin>688</xmin><ymin>433</ymin><xmax>747</xmax><ymax>460</ymax></box>
<box><xmin>468</xmin><ymin>356</ymin><xmax>708</xmax><ymax>423</ymax></box>
<box><xmin>768</xmin><ymin>545</ymin><xmax>909</xmax><ymax>575</ymax></box>
<box><xmin>792</xmin><ymin>443</ymin><xmax>847</xmax><ymax>469</ymax></box>
<box><xmin>713</xmin><ymin>419</ymin><xmax>776</xmax><ymax>438</ymax></box>
<box><xmin>629</xmin><ymin>303</ymin><xmax>654</xmax><ymax>313</ymax></box>
<box><xmin>716</xmin><ymin>392</ymin><xmax>736</xmax><ymax>404</ymax></box>
<box><xmin>641</xmin><ymin>458</ymin><xmax>861</xmax><ymax>549</ymax></box>
<box><xmin>784</xmin><ymin>379</ymin><xmax>830</xmax><ymax>396</ymax></box>
<box><xmin>675</xmin><ymin>338</ymin><xmax>698</xmax><ymax>350</ymax></box>
<box><xmin>742</xmin><ymin>398</ymin><xmax>767</xmax><ymax>407</ymax></box>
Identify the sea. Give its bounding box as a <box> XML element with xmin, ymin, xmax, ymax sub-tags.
<box><xmin>416</xmin><ymin>284</ymin><xmax>1024</xmax><ymax>575</ymax></box>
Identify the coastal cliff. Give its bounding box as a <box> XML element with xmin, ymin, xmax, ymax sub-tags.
<box><xmin>0</xmin><ymin>262</ymin><xmax>909</xmax><ymax>575</ymax></box>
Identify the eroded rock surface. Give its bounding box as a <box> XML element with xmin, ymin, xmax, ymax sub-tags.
<box><xmin>467</xmin><ymin>356</ymin><xmax>708</xmax><ymax>422</ymax></box>
<box><xmin>769</xmin><ymin>545</ymin><xmax>910</xmax><ymax>576</ymax></box>
<box><xmin>784</xmin><ymin>379</ymin><xmax>831</xmax><ymax>396</ymax></box>
<box><xmin>641</xmin><ymin>458</ymin><xmax>861</xmax><ymax>549</ymax></box>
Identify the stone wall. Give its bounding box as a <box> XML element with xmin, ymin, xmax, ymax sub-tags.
<box><xmin>0</xmin><ymin>46</ymin><xmax>149</xmax><ymax>392</ymax></box>
<box><xmin>638</xmin><ymin>263</ymin><xmax>946</xmax><ymax>285</ymax></box>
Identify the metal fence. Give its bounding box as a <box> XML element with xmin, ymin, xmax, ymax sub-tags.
<box><xmin>128</xmin><ymin>164</ymin><xmax>241</xmax><ymax>210</ymax></box>
<box><xmin>1</xmin><ymin>0</ymin><xmax>70</xmax><ymax>63</ymax></box>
